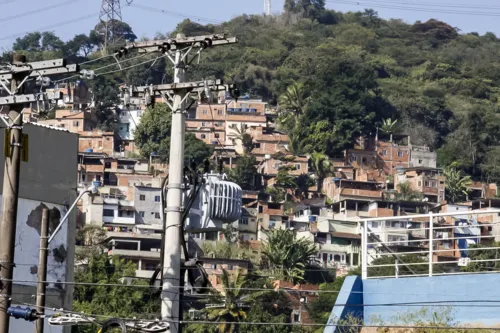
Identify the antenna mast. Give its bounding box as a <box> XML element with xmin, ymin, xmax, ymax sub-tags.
<box><xmin>265</xmin><ymin>0</ymin><xmax>271</xmax><ymax>15</ymax></box>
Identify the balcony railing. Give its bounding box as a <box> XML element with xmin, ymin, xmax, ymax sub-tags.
<box><xmin>361</xmin><ymin>209</ymin><xmax>500</xmax><ymax>280</ymax></box>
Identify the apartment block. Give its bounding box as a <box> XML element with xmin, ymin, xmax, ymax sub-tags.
<box><xmin>38</xmin><ymin>109</ymin><xmax>98</xmax><ymax>132</ymax></box>
<box><xmin>395</xmin><ymin>167</ymin><xmax>446</xmax><ymax>203</ymax></box>
<box><xmin>78</xmin><ymin>130</ymin><xmax>116</xmax><ymax>155</ymax></box>
<box><xmin>134</xmin><ymin>186</ymin><xmax>162</xmax><ymax>225</ymax></box>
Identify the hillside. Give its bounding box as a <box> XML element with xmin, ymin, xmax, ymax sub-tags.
<box><xmin>3</xmin><ymin>4</ymin><xmax>500</xmax><ymax>183</ymax></box>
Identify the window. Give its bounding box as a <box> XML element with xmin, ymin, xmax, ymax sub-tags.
<box><xmin>139</xmin><ymin>211</ymin><xmax>145</xmax><ymax>217</ymax></box>
<box><xmin>103</xmin><ymin>209</ymin><xmax>114</xmax><ymax>217</ymax></box>
<box><xmin>398</xmin><ymin>151</ymin><xmax>403</xmax><ymax>157</ymax></box>
<box><xmin>211</xmin><ymin>264</ymin><xmax>217</xmax><ymax>269</ymax></box>
<box><xmin>216</xmin><ymin>122</ymin><xmax>223</xmax><ymax>127</ymax></box>
<box><xmin>418</xmin><ymin>181</ymin><xmax>422</xmax><ymax>187</ymax></box>
<box><xmin>293</xmin><ymin>313</ymin><xmax>300</xmax><ymax>323</ymax></box>
<box><xmin>201</xmin><ymin>122</ymin><xmax>206</xmax><ymax>127</ymax></box>
<box><xmin>227</xmin><ymin>264</ymin><xmax>234</xmax><ymax>270</ymax></box>
<box><xmin>98</xmin><ymin>140</ymin><xmax>103</xmax><ymax>147</ymax></box>
<box><xmin>370</xmin><ymin>221</ymin><xmax>379</xmax><ymax>228</ymax></box>
<box><xmin>215</xmin><ymin>133</ymin><xmax>220</xmax><ymax>138</ymax></box>
<box><xmin>96</xmin><ymin>175</ymin><xmax>101</xmax><ymax>181</ymax></box>
<box><xmin>362</xmin><ymin>157</ymin><xmax>367</xmax><ymax>163</ymax></box>
<box><xmin>140</xmin><ymin>195</ymin><xmax>146</xmax><ymax>201</ymax></box>
<box><xmin>217</xmin><ymin>110</ymin><xmax>223</xmax><ymax>115</ymax></box>
<box><xmin>424</xmin><ymin>180</ymin><xmax>430</xmax><ymax>187</ymax></box>
<box><xmin>202</xmin><ymin>110</ymin><xmax>208</xmax><ymax>114</ymax></box>
<box><xmin>155</xmin><ymin>196</ymin><xmax>161</xmax><ymax>202</ymax></box>
<box><xmin>295</xmin><ymin>163</ymin><xmax>301</xmax><ymax>170</ymax></box>
<box><xmin>240</xmin><ymin>218</ymin><xmax>249</xmax><ymax>225</ymax></box>
<box><xmin>155</xmin><ymin>212</ymin><xmax>160</xmax><ymax>219</ymax></box>
<box><xmin>259</xmin><ymin>206</ymin><xmax>263</xmax><ymax>213</ymax></box>
<box><xmin>201</xmin><ymin>134</ymin><xmax>206</xmax><ymax>139</ymax></box>
<box><xmin>431</xmin><ymin>181</ymin><xmax>437</xmax><ymax>188</ymax></box>
<box><xmin>418</xmin><ymin>159</ymin><xmax>423</xmax><ymax>164</ymax></box>
<box><xmin>81</xmin><ymin>174</ymin><xmax>86</xmax><ymax>182</ymax></box>
<box><xmin>382</xmin><ymin>149</ymin><xmax>387</xmax><ymax>156</ymax></box>
<box><xmin>269</xmin><ymin>219</ymin><xmax>276</xmax><ymax>228</ymax></box>
<box><xmin>254</xmin><ymin>143</ymin><xmax>261</xmax><ymax>149</ymax></box>
<box><xmin>73</xmin><ymin>121</ymin><xmax>79</xmax><ymax>126</ymax></box>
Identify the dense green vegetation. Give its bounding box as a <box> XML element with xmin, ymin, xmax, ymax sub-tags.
<box><xmin>4</xmin><ymin>2</ymin><xmax>500</xmax><ymax>182</ymax></box>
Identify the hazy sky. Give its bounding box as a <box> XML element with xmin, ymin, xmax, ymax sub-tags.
<box><xmin>1</xmin><ymin>0</ymin><xmax>500</xmax><ymax>51</ymax></box>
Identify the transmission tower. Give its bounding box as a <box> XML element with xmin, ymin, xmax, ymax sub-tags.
<box><xmin>99</xmin><ymin>0</ymin><xmax>123</xmax><ymax>50</ymax></box>
<box><xmin>264</xmin><ymin>0</ymin><xmax>271</xmax><ymax>15</ymax></box>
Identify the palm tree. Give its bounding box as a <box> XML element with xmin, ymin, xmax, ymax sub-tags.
<box><xmin>262</xmin><ymin>229</ymin><xmax>318</xmax><ymax>284</ymax></box>
<box><xmin>232</xmin><ymin>125</ymin><xmax>254</xmax><ymax>155</ymax></box>
<box><xmin>394</xmin><ymin>181</ymin><xmax>422</xmax><ymax>202</ymax></box>
<box><xmin>444</xmin><ymin>167</ymin><xmax>472</xmax><ymax>203</ymax></box>
<box><xmin>278</xmin><ymin>82</ymin><xmax>310</xmax><ymax>132</ymax></box>
<box><xmin>380</xmin><ymin>118</ymin><xmax>399</xmax><ymax>135</ymax></box>
<box><xmin>309</xmin><ymin>151</ymin><xmax>333</xmax><ymax>194</ymax></box>
<box><xmin>203</xmin><ymin>269</ymin><xmax>249</xmax><ymax>333</ymax></box>
<box><xmin>286</xmin><ymin>132</ymin><xmax>312</xmax><ymax>156</ymax></box>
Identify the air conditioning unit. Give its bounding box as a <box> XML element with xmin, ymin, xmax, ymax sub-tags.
<box><xmin>265</xmin><ymin>154</ymin><xmax>271</xmax><ymax>160</ymax></box>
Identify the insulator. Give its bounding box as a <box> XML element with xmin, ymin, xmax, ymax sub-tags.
<box><xmin>204</xmin><ymin>38</ymin><xmax>213</xmax><ymax>47</ymax></box>
<box><xmin>79</xmin><ymin>70</ymin><xmax>95</xmax><ymax>80</ymax></box>
<box><xmin>7</xmin><ymin>306</ymin><xmax>38</xmax><ymax>322</ymax></box>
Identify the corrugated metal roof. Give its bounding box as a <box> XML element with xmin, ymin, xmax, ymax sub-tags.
<box><xmin>27</xmin><ymin>122</ymin><xmax>71</xmax><ymax>132</ymax></box>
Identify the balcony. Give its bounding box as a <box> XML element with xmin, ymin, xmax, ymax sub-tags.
<box><xmin>340</xmin><ymin>188</ymin><xmax>383</xmax><ymax>199</ymax></box>
<box><xmin>103</xmin><ymin>216</ymin><xmax>136</xmax><ymax>224</ymax></box>
<box><xmin>108</xmin><ymin>248</ymin><xmax>161</xmax><ymax>259</ymax></box>
<box><xmin>318</xmin><ymin>243</ymin><xmax>360</xmax><ymax>254</ymax></box>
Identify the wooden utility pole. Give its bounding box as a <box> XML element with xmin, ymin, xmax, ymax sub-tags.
<box><xmin>0</xmin><ymin>54</ymin><xmax>26</xmax><ymax>333</ymax></box>
<box><xmin>34</xmin><ymin>208</ymin><xmax>49</xmax><ymax>333</ymax></box>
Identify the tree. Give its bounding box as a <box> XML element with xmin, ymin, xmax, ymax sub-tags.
<box><xmin>394</xmin><ymin>182</ymin><xmax>422</xmax><ymax>202</ymax></box>
<box><xmin>309</xmin><ymin>152</ymin><xmax>332</xmax><ymax>194</ymax></box>
<box><xmin>72</xmin><ymin>253</ymin><xmax>159</xmax><ymax>333</ymax></box>
<box><xmin>262</xmin><ymin>229</ymin><xmax>318</xmax><ymax>283</ymax></box>
<box><xmin>380</xmin><ymin>118</ymin><xmax>399</xmax><ymax>135</ymax></box>
<box><xmin>233</xmin><ymin>126</ymin><xmax>254</xmax><ymax>155</ymax></box>
<box><xmin>197</xmin><ymin>269</ymin><xmax>249</xmax><ymax>333</ymax></box>
<box><xmin>461</xmin><ymin>242</ymin><xmax>500</xmax><ymax>273</ymax></box>
<box><xmin>278</xmin><ymin>82</ymin><xmax>310</xmax><ymax>132</ymax></box>
<box><xmin>286</xmin><ymin>132</ymin><xmax>312</xmax><ymax>156</ymax></box>
<box><xmin>227</xmin><ymin>155</ymin><xmax>258</xmax><ymax>190</ymax></box>
<box><xmin>135</xmin><ymin>104</ymin><xmax>212</xmax><ymax>165</ymax></box>
<box><xmin>443</xmin><ymin>167</ymin><xmax>472</xmax><ymax>203</ymax></box>
<box><xmin>296</xmin><ymin>173</ymin><xmax>315</xmax><ymax>199</ymax></box>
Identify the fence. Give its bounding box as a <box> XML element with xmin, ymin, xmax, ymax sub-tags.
<box><xmin>361</xmin><ymin>209</ymin><xmax>500</xmax><ymax>279</ymax></box>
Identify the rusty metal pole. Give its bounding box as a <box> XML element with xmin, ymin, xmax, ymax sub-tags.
<box><xmin>0</xmin><ymin>54</ymin><xmax>26</xmax><ymax>333</ymax></box>
<box><xmin>35</xmin><ymin>208</ymin><xmax>49</xmax><ymax>333</ymax></box>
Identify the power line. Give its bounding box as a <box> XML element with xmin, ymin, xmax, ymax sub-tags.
<box><xmin>327</xmin><ymin>0</ymin><xmax>500</xmax><ymax>16</ymax></box>
<box><xmin>346</xmin><ymin>0</ymin><xmax>500</xmax><ymax>10</ymax></box>
<box><xmin>0</xmin><ymin>12</ymin><xmax>98</xmax><ymax>42</ymax></box>
<box><xmin>0</xmin><ymin>0</ymin><xmax>82</xmax><ymax>23</ymax></box>
<box><xmin>127</xmin><ymin>3</ymin><xmax>222</xmax><ymax>24</ymax></box>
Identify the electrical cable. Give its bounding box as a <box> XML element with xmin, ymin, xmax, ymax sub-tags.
<box><xmin>327</xmin><ymin>0</ymin><xmax>500</xmax><ymax>16</ymax></box>
<box><xmin>336</xmin><ymin>0</ymin><xmax>500</xmax><ymax>10</ymax></box>
<box><xmin>127</xmin><ymin>3</ymin><xmax>222</xmax><ymax>24</ymax></box>
<box><xmin>0</xmin><ymin>12</ymin><xmax>98</xmax><ymax>41</ymax></box>
<box><xmin>0</xmin><ymin>0</ymin><xmax>83</xmax><ymax>23</ymax></box>
<box><xmin>10</xmin><ymin>301</ymin><xmax>500</xmax><ymax>331</ymax></box>
<box><xmin>96</xmin><ymin>54</ymin><xmax>168</xmax><ymax>76</ymax></box>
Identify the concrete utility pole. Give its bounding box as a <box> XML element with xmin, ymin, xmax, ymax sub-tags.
<box><xmin>0</xmin><ymin>57</ymin><xmax>77</xmax><ymax>333</ymax></box>
<box><xmin>122</xmin><ymin>33</ymin><xmax>238</xmax><ymax>332</ymax></box>
<box><xmin>0</xmin><ymin>54</ymin><xmax>26</xmax><ymax>333</ymax></box>
<box><xmin>35</xmin><ymin>208</ymin><xmax>49</xmax><ymax>333</ymax></box>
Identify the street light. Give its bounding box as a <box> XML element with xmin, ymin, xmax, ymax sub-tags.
<box><xmin>48</xmin><ymin>185</ymin><xmax>99</xmax><ymax>244</ymax></box>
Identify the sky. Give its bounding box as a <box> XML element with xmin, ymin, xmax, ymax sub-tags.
<box><xmin>1</xmin><ymin>0</ymin><xmax>500</xmax><ymax>51</ymax></box>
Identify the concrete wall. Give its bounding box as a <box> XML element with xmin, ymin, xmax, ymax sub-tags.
<box><xmin>0</xmin><ymin>124</ymin><xmax>77</xmax><ymax>333</ymax></box>
<box><xmin>326</xmin><ymin>273</ymin><xmax>500</xmax><ymax>333</ymax></box>
<box><xmin>411</xmin><ymin>148</ymin><xmax>437</xmax><ymax>168</ymax></box>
